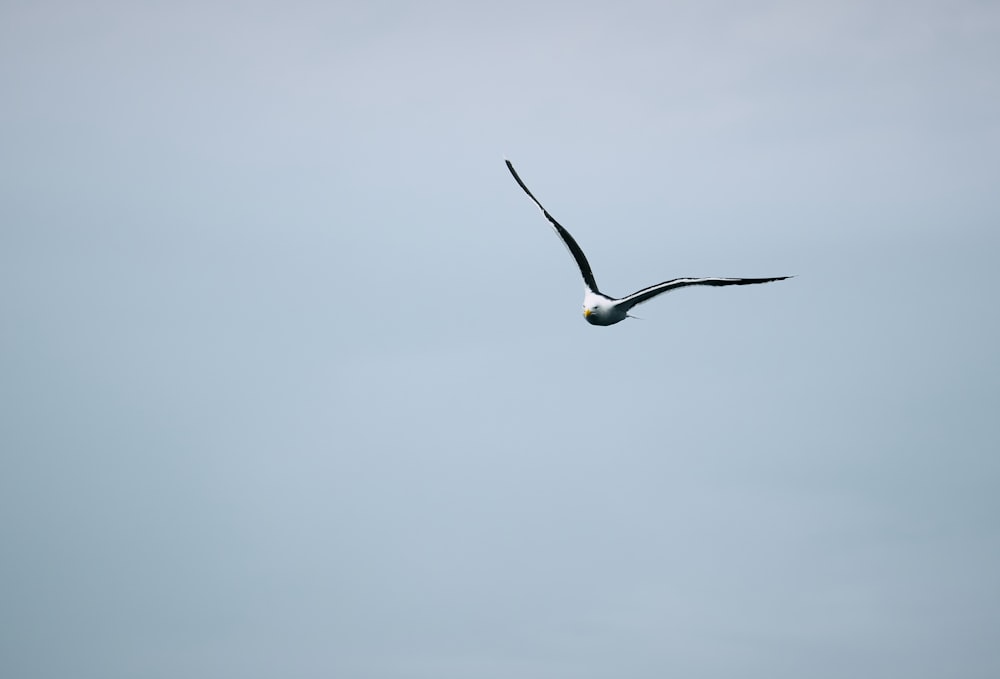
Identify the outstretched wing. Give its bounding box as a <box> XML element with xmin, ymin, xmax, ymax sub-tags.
<box><xmin>505</xmin><ymin>160</ymin><xmax>599</xmax><ymax>293</ymax></box>
<box><xmin>618</xmin><ymin>276</ymin><xmax>792</xmax><ymax>310</ymax></box>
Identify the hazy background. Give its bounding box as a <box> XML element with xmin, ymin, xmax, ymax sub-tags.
<box><xmin>2</xmin><ymin>1</ymin><xmax>998</xmax><ymax>677</ymax></box>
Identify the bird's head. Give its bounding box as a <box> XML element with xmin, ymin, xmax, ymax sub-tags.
<box><xmin>582</xmin><ymin>292</ymin><xmax>604</xmax><ymax>325</ymax></box>
<box><xmin>582</xmin><ymin>292</ymin><xmax>627</xmax><ymax>326</ymax></box>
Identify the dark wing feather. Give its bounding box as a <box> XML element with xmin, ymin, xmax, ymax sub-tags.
<box><xmin>506</xmin><ymin>160</ymin><xmax>599</xmax><ymax>292</ymax></box>
<box><xmin>618</xmin><ymin>276</ymin><xmax>792</xmax><ymax>310</ymax></box>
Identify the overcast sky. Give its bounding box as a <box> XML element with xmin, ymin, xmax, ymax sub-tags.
<box><xmin>2</xmin><ymin>1</ymin><xmax>999</xmax><ymax>677</ymax></box>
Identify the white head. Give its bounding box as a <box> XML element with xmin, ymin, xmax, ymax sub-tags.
<box><xmin>582</xmin><ymin>291</ymin><xmax>627</xmax><ymax>326</ymax></box>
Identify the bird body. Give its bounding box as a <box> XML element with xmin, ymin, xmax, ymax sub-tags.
<box><xmin>505</xmin><ymin>160</ymin><xmax>790</xmax><ymax>326</ymax></box>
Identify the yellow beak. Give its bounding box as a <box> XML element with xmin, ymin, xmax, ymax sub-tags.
<box><xmin>584</xmin><ymin>309</ymin><xmax>591</xmax><ymax>317</ymax></box>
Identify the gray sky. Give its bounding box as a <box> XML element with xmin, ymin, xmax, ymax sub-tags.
<box><xmin>2</xmin><ymin>0</ymin><xmax>998</xmax><ymax>677</ymax></box>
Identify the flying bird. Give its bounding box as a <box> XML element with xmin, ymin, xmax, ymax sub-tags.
<box><xmin>506</xmin><ymin>160</ymin><xmax>790</xmax><ymax>326</ymax></box>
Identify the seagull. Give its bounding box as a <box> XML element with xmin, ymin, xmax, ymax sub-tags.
<box><xmin>506</xmin><ymin>160</ymin><xmax>791</xmax><ymax>326</ymax></box>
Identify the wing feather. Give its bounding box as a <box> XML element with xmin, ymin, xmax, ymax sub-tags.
<box><xmin>617</xmin><ymin>276</ymin><xmax>792</xmax><ymax>310</ymax></box>
<box><xmin>506</xmin><ymin>160</ymin><xmax>599</xmax><ymax>293</ymax></box>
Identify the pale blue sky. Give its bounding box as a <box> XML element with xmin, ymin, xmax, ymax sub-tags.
<box><xmin>2</xmin><ymin>1</ymin><xmax>998</xmax><ymax>677</ymax></box>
